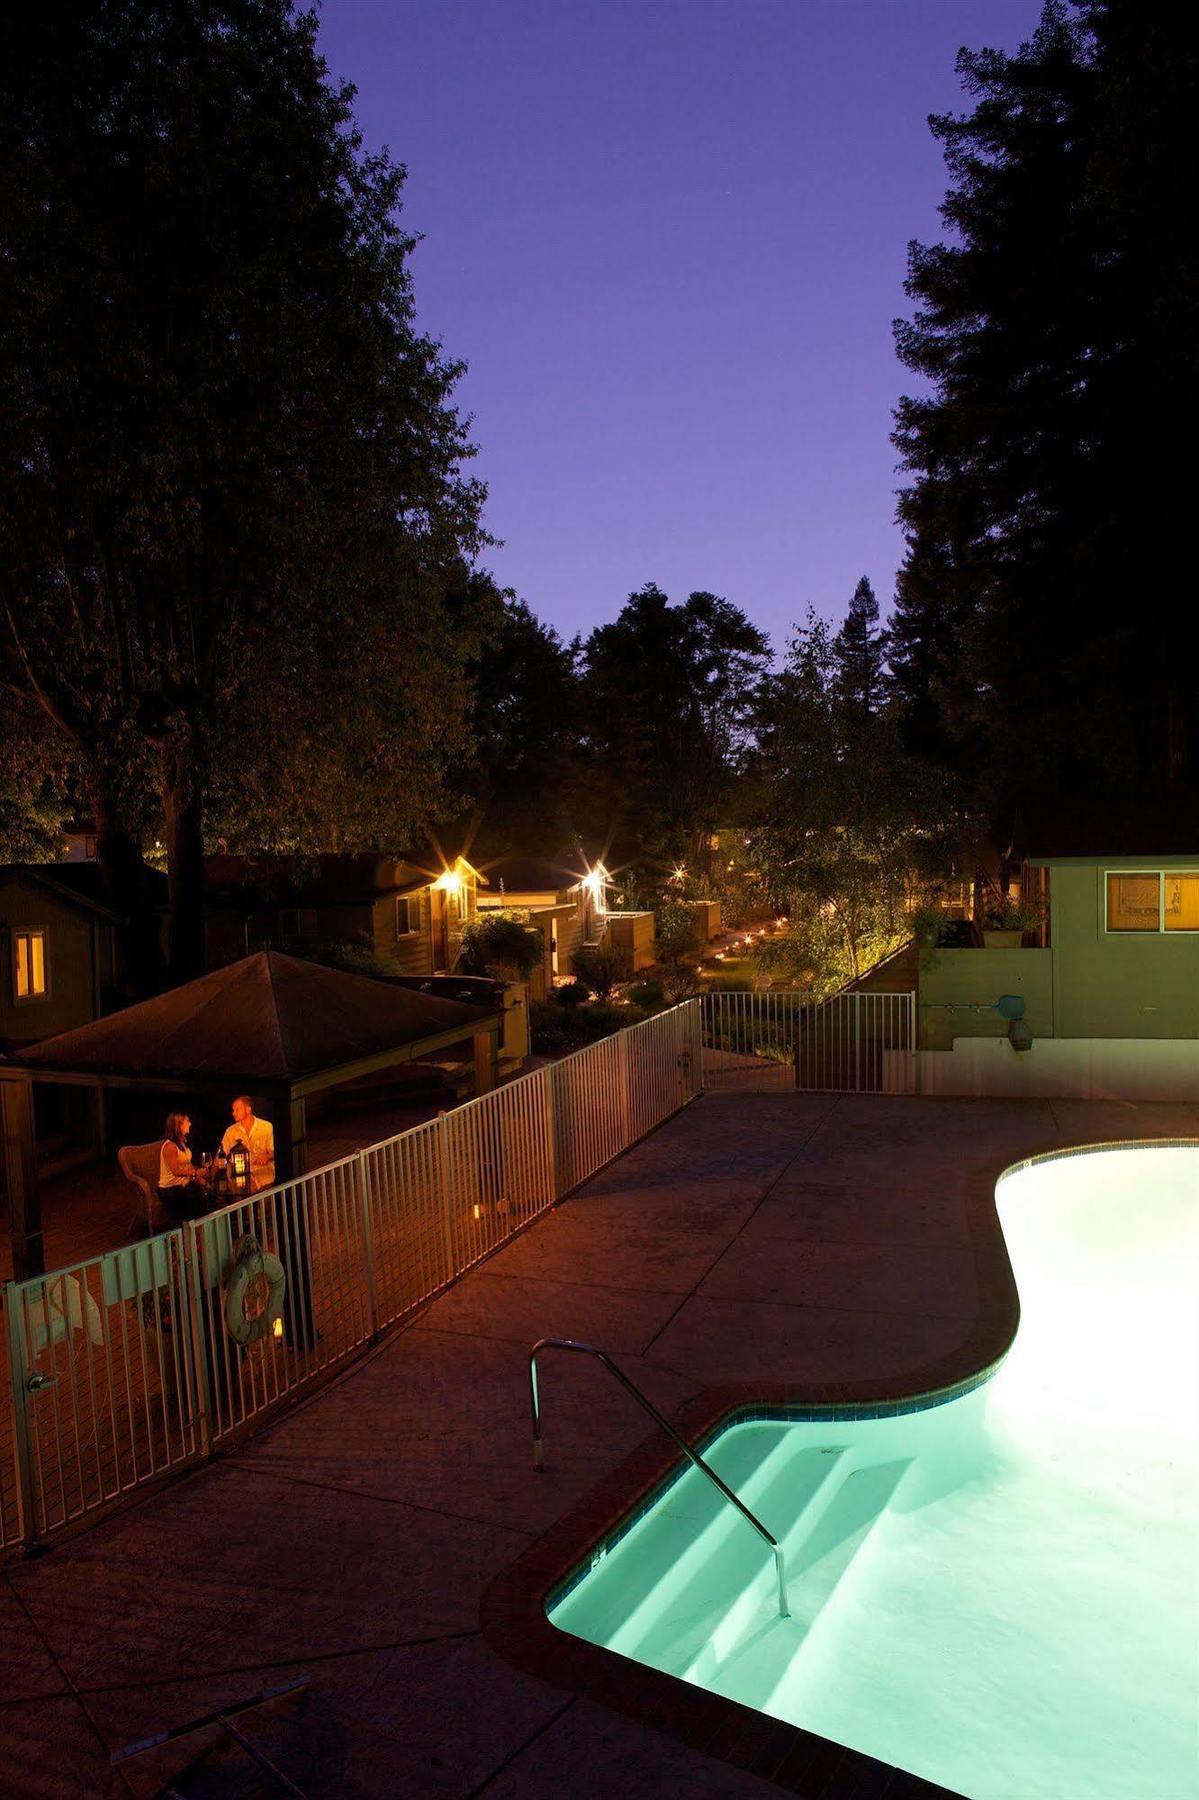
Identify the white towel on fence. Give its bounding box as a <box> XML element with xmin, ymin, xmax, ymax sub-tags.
<box><xmin>27</xmin><ymin>1274</ymin><xmax>105</xmax><ymax>1356</ymax></box>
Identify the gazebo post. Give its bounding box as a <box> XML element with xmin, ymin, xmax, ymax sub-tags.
<box><xmin>274</xmin><ymin>1091</ymin><xmax>308</xmax><ymax>1184</ymax></box>
<box><xmin>274</xmin><ymin>1088</ymin><xmax>315</xmax><ymax>1349</ymax></box>
<box><xmin>473</xmin><ymin>1030</ymin><xmax>497</xmax><ymax>1096</ymax></box>
<box><xmin>1</xmin><ymin>1076</ymin><xmax>43</xmax><ymax>1281</ymax></box>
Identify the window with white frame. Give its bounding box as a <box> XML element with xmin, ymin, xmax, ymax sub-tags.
<box><xmin>1105</xmin><ymin>870</ymin><xmax>1199</xmax><ymax>933</ymax></box>
<box><xmin>395</xmin><ymin>895</ymin><xmax>417</xmax><ymax>938</ymax></box>
<box><xmin>13</xmin><ymin>928</ymin><xmax>48</xmax><ymax>1001</ymax></box>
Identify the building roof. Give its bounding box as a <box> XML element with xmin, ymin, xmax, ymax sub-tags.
<box><xmin>0</xmin><ymin>863</ymin><xmax>129</xmax><ymax>923</ymax></box>
<box><xmin>202</xmin><ymin>852</ymin><xmax>486</xmax><ymax>912</ymax></box>
<box><xmin>3</xmin><ymin>951</ymin><xmax>495</xmax><ymax>1088</ymax></box>
<box><xmin>1020</xmin><ymin>795</ymin><xmax>1199</xmax><ymax>862</ymax></box>
<box><xmin>484</xmin><ymin>852</ymin><xmax>594</xmax><ymax>896</ymax></box>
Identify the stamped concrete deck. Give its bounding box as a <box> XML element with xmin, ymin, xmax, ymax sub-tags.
<box><xmin>3</xmin><ymin>1090</ymin><xmax>1195</xmax><ymax>1797</ymax></box>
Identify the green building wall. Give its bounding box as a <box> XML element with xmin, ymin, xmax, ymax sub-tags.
<box><xmin>1038</xmin><ymin>857</ymin><xmax>1199</xmax><ymax>1040</ymax></box>
<box><xmin>919</xmin><ymin>855</ymin><xmax>1199</xmax><ymax>1048</ymax></box>
<box><xmin>918</xmin><ymin>949</ymin><xmax>1053</xmax><ymax>1051</ymax></box>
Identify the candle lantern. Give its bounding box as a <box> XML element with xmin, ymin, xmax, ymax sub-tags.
<box><xmin>229</xmin><ymin>1141</ymin><xmax>252</xmax><ymax>1194</ymax></box>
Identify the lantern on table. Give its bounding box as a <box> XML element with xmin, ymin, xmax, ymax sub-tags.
<box><xmin>229</xmin><ymin>1140</ymin><xmax>252</xmax><ymax>1194</ymax></box>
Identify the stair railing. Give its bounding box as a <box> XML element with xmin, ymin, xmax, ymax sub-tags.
<box><xmin>528</xmin><ymin>1336</ymin><xmax>790</xmax><ymax>1618</ymax></box>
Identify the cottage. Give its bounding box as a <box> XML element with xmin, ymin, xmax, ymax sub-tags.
<box><xmin>0</xmin><ymin>864</ymin><xmax>140</xmax><ymax>1179</ymax></box>
<box><xmin>203</xmin><ymin>853</ymin><xmax>482</xmax><ymax>977</ymax></box>
<box><xmin>477</xmin><ymin>854</ymin><xmax>608</xmax><ymax>993</ymax></box>
<box><xmin>0</xmin><ymin>865</ymin><xmax>127</xmax><ymax>1051</ymax></box>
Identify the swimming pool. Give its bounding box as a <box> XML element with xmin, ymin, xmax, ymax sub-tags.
<box><xmin>549</xmin><ymin>1143</ymin><xmax>1199</xmax><ymax>1799</ymax></box>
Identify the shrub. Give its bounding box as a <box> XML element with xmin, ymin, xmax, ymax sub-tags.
<box><xmin>284</xmin><ymin>938</ymin><xmax>400</xmax><ymax>981</ymax></box>
<box><xmin>459</xmin><ymin>911</ymin><xmax>543</xmax><ymax>981</ymax></box>
<box><xmin>554</xmin><ymin>978</ymin><xmax>591</xmax><ymax>1006</ymax></box>
<box><xmin>908</xmin><ymin>904</ymin><xmax>946</xmax><ymax>948</ymax></box>
<box><xmin>654</xmin><ymin>900</ymin><xmax>700</xmax><ymax>964</ymax></box>
<box><xmin>529</xmin><ymin>1000</ymin><xmax>574</xmax><ymax>1053</ymax></box>
<box><xmin>529</xmin><ymin>998</ymin><xmax>646</xmax><ymax>1054</ymax></box>
<box><xmin>626</xmin><ymin>977</ymin><xmax>665</xmax><ymax>1010</ymax></box>
<box><xmin>571</xmin><ymin>938</ymin><xmax>624</xmax><ymax>998</ymax></box>
<box><xmin>660</xmin><ymin>960</ymin><xmax>703</xmax><ymax>1003</ymax></box>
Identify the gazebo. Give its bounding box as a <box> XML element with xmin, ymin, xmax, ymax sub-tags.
<box><xmin>0</xmin><ymin>951</ymin><xmax>501</xmax><ymax>1279</ymax></box>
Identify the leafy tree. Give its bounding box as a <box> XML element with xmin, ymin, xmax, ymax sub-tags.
<box><xmin>463</xmin><ymin>595</ymin><xmax>581</xmax><ymax>860</ymax></box>
<box><xmin>208</xmin><ymin>566</ymin><xmax>500</xmax><ymax>855</ymax></box>
<box><xmin>891</xmin><ymin>0</ymin><xmax>1199</xmax><ymax>824</ymax></box>
<box><xmin>577</xmin><ymin>585</ymin><xmax>770</xmax><ymax>875</ymax></box>
<box><xmin>653</xmin><ymin>899</ymin><xmax>703</xmax><ymax>1001</ymax></box>
<box><xmin>653</xmin><ymin>900</ymin><xmax>700</xmax><ymax>966</ymax></box>
<box><xmin>0</xmin><ymin>1</ymin><xmax>486</xmax><ymax>975</ymax></box>
<box><xmin>750</xmin><ymin>612</ymin><xmax>960</xmax><ymax>984</ymax></box>
<box><xmin>0</xmin><ymin>700</ymin><xmax>73</xmax><ymax>863</ymax></box>
<box><xmin>833</xmin><ymin>577</ymin><xmax>887</xmax><ymax>719</ymax></box>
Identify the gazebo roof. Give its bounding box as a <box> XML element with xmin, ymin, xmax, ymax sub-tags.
<box><xmin>4</xmin><ymin>952</ymin><xmax>495</xmax><ymax>1089</ymax></box>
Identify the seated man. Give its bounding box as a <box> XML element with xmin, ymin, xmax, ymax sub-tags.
<box><xmin>221</xmin><ymin>1094</ymin><xmax>276</xmax><ymax>1191</ymax></box>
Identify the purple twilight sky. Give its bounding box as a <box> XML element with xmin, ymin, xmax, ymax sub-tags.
<box><xmin>316</xmin><ymin>0</ymin><xmax>1044</xmax><ymax>652</ymax></box>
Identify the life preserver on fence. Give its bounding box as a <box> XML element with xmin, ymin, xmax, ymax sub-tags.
<box><xmin>223</xmin><ymin>1236</ymin><xmax>286</xmax><ymax>1346</ymax></box>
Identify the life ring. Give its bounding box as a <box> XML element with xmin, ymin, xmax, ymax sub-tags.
<box><xmin>223</xmin><ymin>1238</ymin><xmax>286</xmax><ymax>1346</ymax></box>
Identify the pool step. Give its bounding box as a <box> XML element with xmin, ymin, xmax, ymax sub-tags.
<box><xmin>604</xmin><ymin>1425</ymin><xmax>825</xmax><ymax>1664</ymax></box>
<box><xmin>708</xmin><ymin>1456</ymin><xmax>914</xmax><ymax>1710</ymax></box>
<box><xmin>671</xmin><ymin>1443</ymin><xmax>850</xmax><ymax>1686</ymax></box>
<box><xmin>566</xmin><ymin>1425</ymin><xmax>838</xmax><ymax>1664</ymax></box>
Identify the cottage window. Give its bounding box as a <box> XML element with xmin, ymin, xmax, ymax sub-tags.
<box><xmin>1164</xmin><ymin>873</ymin><xmax>1199</xmax><ymax>932</ymax></box>
<box><xmin>1106</xmin><ymin>871</ymin><xmax>1199</xmax><ymax>934</ymax></box>
<box><xmin>395</xmin><ymin>895</ymin><xmax>417</xmax><ymax>938</ymax></box>
<box><xmin>14</xmin><ymin>929</ymin><xmax>48</xmax><ymax>1001</ymax></box>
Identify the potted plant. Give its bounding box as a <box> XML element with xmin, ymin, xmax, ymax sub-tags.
<box><xmin>979</xmin><ymin>896</ymin><xmax>1043</xmax><ymax>949</ymax></box>
<box><xmin>908</xmin><ymin>903</ymin><xmax>946</xmax><ymax>949</ymax></box>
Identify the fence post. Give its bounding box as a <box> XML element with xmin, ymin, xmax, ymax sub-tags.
<box><xmin>356</xmin><ymin>1152</ymin><xmax>380</xmax><ymax>1339</ymax></box>
<box><xmin>546</xmin><ymin>1061</ymin><xmax>567</xmax><ymax>1199</ymax></box>
<box><xmin>854</xmin><ymin>993</ymin><xmax>862</xmax><ymax>1092</ymax></box>
<box><xmin>182</xmin><ymin>1223</ymin><xmax>213</xmax><ymax>1459</ymax></box>
<box><xmin>617</xmin><ymin>1027</ymin><xmax>633</xmax><ymax>1149</ymax></box>
<box><xmin>437</xmin><ymin>1116</ymin><xmax>456</xmax><ymax>1284</ymax></box>
<box><xmin>4</xmin><ymin>1284</ymin><xmax>38</xmax><ymax>1549</ymax></box>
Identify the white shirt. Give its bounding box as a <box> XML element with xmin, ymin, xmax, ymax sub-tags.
<box><xmin>159</xmin><ymin>1141</ymin><xmax>194</xmax><ymax>1188</ymax></box>
<box><xmin>221</xmin><ymin>1116</ymin><xmax>275</xmax><ymax>1187</ymax></box>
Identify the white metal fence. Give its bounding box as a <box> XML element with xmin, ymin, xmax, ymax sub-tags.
<box><xmin>701</xmin><ymin>990</ymin><xmax>916</xmax><ymax>1093</ymax></box>
<box><xmin>0</xmin><ymin>1001</ymin><xmax>702</xmax><ymax>1552</ymax></box>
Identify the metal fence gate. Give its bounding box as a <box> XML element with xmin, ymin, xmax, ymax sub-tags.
<box><xmin>701</xmin><ymin>990</ymin><xmax>916</xmax><ymax>1093</ymax></box>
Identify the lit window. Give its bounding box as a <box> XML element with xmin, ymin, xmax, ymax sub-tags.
<box><xmin>395</xmin><ymin>895</ymin><xmax>417</xmax><ymax>937</ymax></box>
<box><xmin>1164</xmin><ymin>873</ymin><xmax>1199</xmax><ymax>932</ymax></box>
<box><xmin>1107</xmin><ymin>870</ymin><xmax>1199</xmax><ymax>934</ymax></box>
<box><xmin>14</xmin><ymin>929</ymin><xmax>48</xmax><ymax>1000</ymax></box>
<box><xmin>1106</xmin><ymin>873</ymin><xmax>1159</xmax><ymax>931</ymax></box>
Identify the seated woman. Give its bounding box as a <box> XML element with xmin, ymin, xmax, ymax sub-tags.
<box><xmin>157</xmin><ymin>1111</ymin><xmax>210</xmax><ymax>1220</ymax></box>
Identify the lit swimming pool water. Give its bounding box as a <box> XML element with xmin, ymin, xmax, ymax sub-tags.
<box><xmin>550</xmin><ymin>1143</ymin><xmax>1199</xmax><ymax>1798</ymax></box>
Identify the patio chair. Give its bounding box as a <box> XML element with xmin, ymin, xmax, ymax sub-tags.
<box><xmin>118</xmin><ymin>1141</ymin><xmax>163</xmax><ymax>1238</ymax></box>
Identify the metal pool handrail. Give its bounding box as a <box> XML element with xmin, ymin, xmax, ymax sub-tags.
<box><xmin>528</xmin><ymin>1336</ymin><xmax>790</xmax><ymax>1618</ymax></box>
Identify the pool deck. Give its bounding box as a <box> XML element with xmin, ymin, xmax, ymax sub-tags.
<box><xmin>3</xmin><ymin>1090</ymin><xmax>1195</xmax><ymax>1797</ymax></box>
